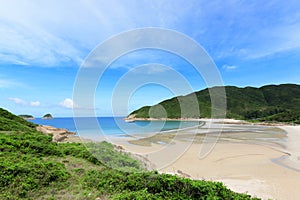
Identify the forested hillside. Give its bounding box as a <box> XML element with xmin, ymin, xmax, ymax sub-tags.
<box><xmin>129</xmin><ymin>84</ymin><xmax>300</xmax><ymax>124</ymax></box>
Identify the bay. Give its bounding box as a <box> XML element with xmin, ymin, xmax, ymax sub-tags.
<box><xmin>29</xmin><ymin>117</ymin><xmax>201</xmax><ymax>139</ymax></box>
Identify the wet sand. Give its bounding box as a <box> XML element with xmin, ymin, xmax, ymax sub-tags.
<box><xmin>110</xmin><ymin>119</ymin><xmax>300</xmax><ymax>200</ymax></box>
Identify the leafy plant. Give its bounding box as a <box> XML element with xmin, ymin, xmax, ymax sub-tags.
<box><xmin>0</xmin><ymin>108</ymin><xmax>260</xmax><ymax>199</ymax></box>
<box><xmin>130</xmin><ymin>84</ymin><xmax>300</xmax><ymax>123</ymax></box>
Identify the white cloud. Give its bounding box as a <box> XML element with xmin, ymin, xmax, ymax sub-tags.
<box><xmin>145</xmin><ymin>65</ymin><xmax>170</xmax><ymax>74</ymax></box>
<box><xmin>222</xmin><ymin>64</ymin><xmax>238</xmax><ymax>71</ymax></box>
<box><xmin>131</xmin><ymin>64</ymin><xmax>171</xmax><ymax>75</ymax></box>
<box><xmin>0</xmin><ymin>0</ymin><xmax>299</xmax><ymax>69</ymax></box>
<box><xmin>8</xmin><ymin>98</ymin><xmax>41</xmax><ymax>107</ymax></box>
<box><xmin>30</xmin><ymin>101</ymin><xmax>41</xmax><ymax>107</ymax></box>
<box><xmin>246</xmin><ymin>22</ymin><xmax>300</xmax><ymax>59</ymax></box>
<box><xmin>8</xmin><ymin>97</ymin><xmax>27</xmax><ymax>105</ymax></box>
<box><xmin>0</xmin><ymin>0</ymin><xmax>201</xmax><ymax>67</ymax></box>
<box><xmin>0</xmin><ymin>79</ymin><xmax>17</xmax><ymax>88</ymax></box>
<box><xmin>0</xmin><ymin>77</ymin><xmax>29</xmax><ymax>88</ymax></box>
<box><xmin>0</xmin><ymin>1</ymin><xmax>87</xmax><ymax>67</ymax></box>
<box><xmin>0</xmin><ymin>21</ymin><xmax>83</xmax><ymax>67</ymax></box>
<box><xmin>60</xmin><ymin>98</ymin><xmax>78</xmax><ymax>109</ymax></box>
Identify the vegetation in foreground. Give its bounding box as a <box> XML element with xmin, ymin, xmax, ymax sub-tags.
<box><xmin>0</xmin><ymin>108</ymin><xmax>259</xmax><ymax>199</ymax></box>
<box><xmin>130</xmin><ymin>84</ymin><xmax>300</xmax><ymax>124</ymax></box>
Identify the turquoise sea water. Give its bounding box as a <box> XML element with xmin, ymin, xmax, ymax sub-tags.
<box><xmin>29</xmin><ymin>117</ymin><xmax>201</xmax><ymax>139</ymax></box>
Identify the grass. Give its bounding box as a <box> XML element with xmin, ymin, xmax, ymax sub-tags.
<box><xmin>0</xmin><ymin>108</ymin><xmax>260</xmax><ymax>199</ymax></box>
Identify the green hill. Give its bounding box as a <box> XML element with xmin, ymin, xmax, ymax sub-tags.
<box><xmin>0</xmin><ymin>108</ymin><xmax>37</xmax><ymax>132</ymax></box>
<box><xmin>0</xmin><ymin>108</ymin><xmax>258</xmax><ymax>199</ymax></box>
<box><xmin>129</xmin><ymin>84</ymin><xmax>300</xmax><ymax>124</ymax></box>
<box><xmin>42</xmin><ymin>113</ymin><xmax>53</xmax><ymax>119</ymax></box>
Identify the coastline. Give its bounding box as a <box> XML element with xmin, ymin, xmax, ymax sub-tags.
<box><xmin>124</xmin><ymin>117</ymin><xmax>295</xmax><ymax>126</ymax></box>
<box><xmin>124</xmin><ymin>117</ymin><xmax>203</xmax><ymax>122</ymax></box>
<box><xmin>37</xmin><ymin>118</ymin><xmax>300</xmax><ymax>199</ymax></box>
<box><xmin>111</xmin><ymin>119</ymin><xmax>300</xmax><ymax>200</ymax></box>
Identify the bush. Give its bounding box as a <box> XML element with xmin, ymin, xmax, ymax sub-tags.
<box><xmin>83</xmin><ymin>169</ymin><xmax>258</xmax><ymax>199</ymax></box>
<box><xmin>0</xmin><ymin>153</ymin><xmax>69</xmax><ymax>198</ymax></box>
<box><xmin>0</xmin><ymin>107</ymin><xmax>261</xmax><ymax>199</ymax></box>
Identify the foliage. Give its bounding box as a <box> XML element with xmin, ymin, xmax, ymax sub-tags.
<box><xmin>0</xmin><ymin>108</ymin><xmax>260</xmax><ymax>199</ymax></box>
<box><xmin>0</xmin><ymin>153</ymin><xmax>69</xmax><ymax>198</ymax></box>
<box><xmin>83</xmin><ymin>169</ymin><xmax>258</xmax><ymax>200</ymax></box>
<box><xmin>60</xmin><ymin>141</ymin><xmax>142</xmax><ymax>171</ymax></box>
<box><xmin>0</xmin><ymin>108</ymin><xmax>36</xmax><ymax>131</ymax></box>
<box><xmin>0</xmin><ymin>126</ymin><xmax>142</xmax><ymax>199</ymax></box>
<box><xmin>130</xmin><ymin>84</ymin><xmax>300</xmax><ymax>123</ymax></box>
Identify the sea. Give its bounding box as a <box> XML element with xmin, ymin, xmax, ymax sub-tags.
<box><xmin>29</xmin><ymin>117</ymin><xmax>201</xmax><ymax>140</ymax></box>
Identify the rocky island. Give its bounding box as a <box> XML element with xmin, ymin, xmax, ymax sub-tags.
<box><xmin>42</xmin><ymin>113</ymin><xmax>53</xmax><ymax>119</ymax></box>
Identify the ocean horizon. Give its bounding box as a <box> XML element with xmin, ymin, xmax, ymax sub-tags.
<box><xmin>29</xmin><ymin>117</ymin><xmax>201</xmax><ymax>140</ymax></box>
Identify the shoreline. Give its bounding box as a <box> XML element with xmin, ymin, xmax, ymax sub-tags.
<box><xmin>109</xmin><ymin>120</ymin><xmax>300</xmax><ymax>200</ymax></box>
<box><xmin>37</xmin><ymin>119</ymin><xmax>300</xmax><ymax>199</ymax></box>
<box><xmin>124</xmin><ymin>117</ymin><xmax>204</xmax><ymax>122</ymax></box>
<box><xmin>125</xmin><ymin>117</ymin><xmax>297</xmax><ymax>126</ymax></box>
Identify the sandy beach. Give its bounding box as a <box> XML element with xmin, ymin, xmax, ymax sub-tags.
<box><xmin>110</xmin><ymin>119</ymin><xmax>300</xmax><ymax>200</ymax></box>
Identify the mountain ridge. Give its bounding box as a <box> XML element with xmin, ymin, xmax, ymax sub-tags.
<box><xmin>129</xmin><ymin>84</ymin><xmax>300</xmax><ymax>124</ymax></box>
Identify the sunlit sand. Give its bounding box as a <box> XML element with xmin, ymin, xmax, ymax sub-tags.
<box><xmin>110</xmin><ymin>119</ymin><xmax>300</xmax><ymax>200</ymax></box>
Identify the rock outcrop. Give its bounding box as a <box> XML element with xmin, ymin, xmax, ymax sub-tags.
<box><xmin>36</xmin><ymin>125</ymin><xmax>75</xmax><ymax>142</ymax></box>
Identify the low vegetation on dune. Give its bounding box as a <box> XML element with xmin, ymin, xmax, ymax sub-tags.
<box><xmin>130</xmin><ymin>84</ymin><xmax>300</xmax><ymax>124</ymax></box>
<box><xmin>0</xmin><ymin>108</ymin><xmax>259</xmax><ymax>199</ymax></box>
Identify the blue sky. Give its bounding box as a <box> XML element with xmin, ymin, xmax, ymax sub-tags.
<box><xmin>1</xmin><ymin>0</ymin><xmax>300</xmax><ymax>117</ymax></box>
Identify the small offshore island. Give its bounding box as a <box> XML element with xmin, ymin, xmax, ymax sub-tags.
<box><xmin>42</xmin><ymin>113</ymin><xmax>54</xmax><ymax>119</ymax></box>
<box><xmin>18</xmin><ymin>113</ymin><xmax>55</xmax><ymax>120</ymax></box>
<box><xmin>0</xmin><ymin>107</ymin><xmax>259</xmax><ymax>199</ymax></box>
<box><xmin>2</xmin><ymin>1</ymin><xmax>300</xmax><ymax>199</ymax></box>
<box><xmin>1</xmin><ymin>84</ymin><xmax>300</xmax><ymax>199</ymax></box>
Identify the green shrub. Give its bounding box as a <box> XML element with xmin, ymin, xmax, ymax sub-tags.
<box><xmin>0</xmin><ymin>153</ymin><xmax>69</xmax><ymax>198</ymax></box>
<box><xmin>83</xmin><ymin>169</ymin><xmax>258</xmax><ymax>199</ymax></box>
<box><xmin>130</xmin><ymin>84</ymin><xmax>300</xmax><ymax>123</ymax></box>
<box><xmin>0</xmin><ymin>107</ymin><xmax>261</xmax><ymax>199</ymax></box>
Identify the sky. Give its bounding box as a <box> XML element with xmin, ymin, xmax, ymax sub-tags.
<box><xmin>0</xmin><ymin>0</ymin><xmax>300</xmax><ymax>117</ymax></box>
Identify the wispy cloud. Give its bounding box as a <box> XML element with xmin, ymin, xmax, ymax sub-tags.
<box><xmin>191</xmin><ymin>1</ymin><xmax>300</xmax><ymax>61</ymax></box>
<box><xmin>8</xmin><ymin>97</ymin><xmax>26</xmax><ymax>105</ymax></box>
<box><xmin>0</xmin><ymin>0</ymin><xmax>203</xmax><ymax>68</ymax></box>
<box><xmin>1</xmin><ymin>0</ymin><xmax>299</xmax><ymax>67</ymax></box>
<box><xmin>8</xmin><ymin>98</ymin><xmax>42</xmax><ymax>107</ymax></box>
<box><xmin>222</xmin><ymin>64</ymin><xmax>238</xmax><ymax>71</ymax></box>
<box><xmin>30</xmin><ymin>101</ymin><xmax>41</xmax><ymax>107</ymax></box>
<box><xmin>245</xmin><ymin>23</ymin><xmax>300</xmax><ymax>59</ymax></box>
<box><xmin>0</xmin><ymin>79</ymin><xmax>20</xmax><ymax>88</ymax></box>
<box><xmin>131</xmin><ymin>64</ymin><xmax>171</xmax><ymax>75</ymax></box>
<box><xmin>0</xmin><ymin>20</ymin><xmax>84</xmax><ymax>67</ymax></box>
<box><xmin>0</xmin><ymin>1</ymin><xmax>87</xmax><ymax>67</ymax></box>
<box><xmin>1</xmin><ymin>0</ymin><xmax>300</xmax><ymax>117</ymax></box>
